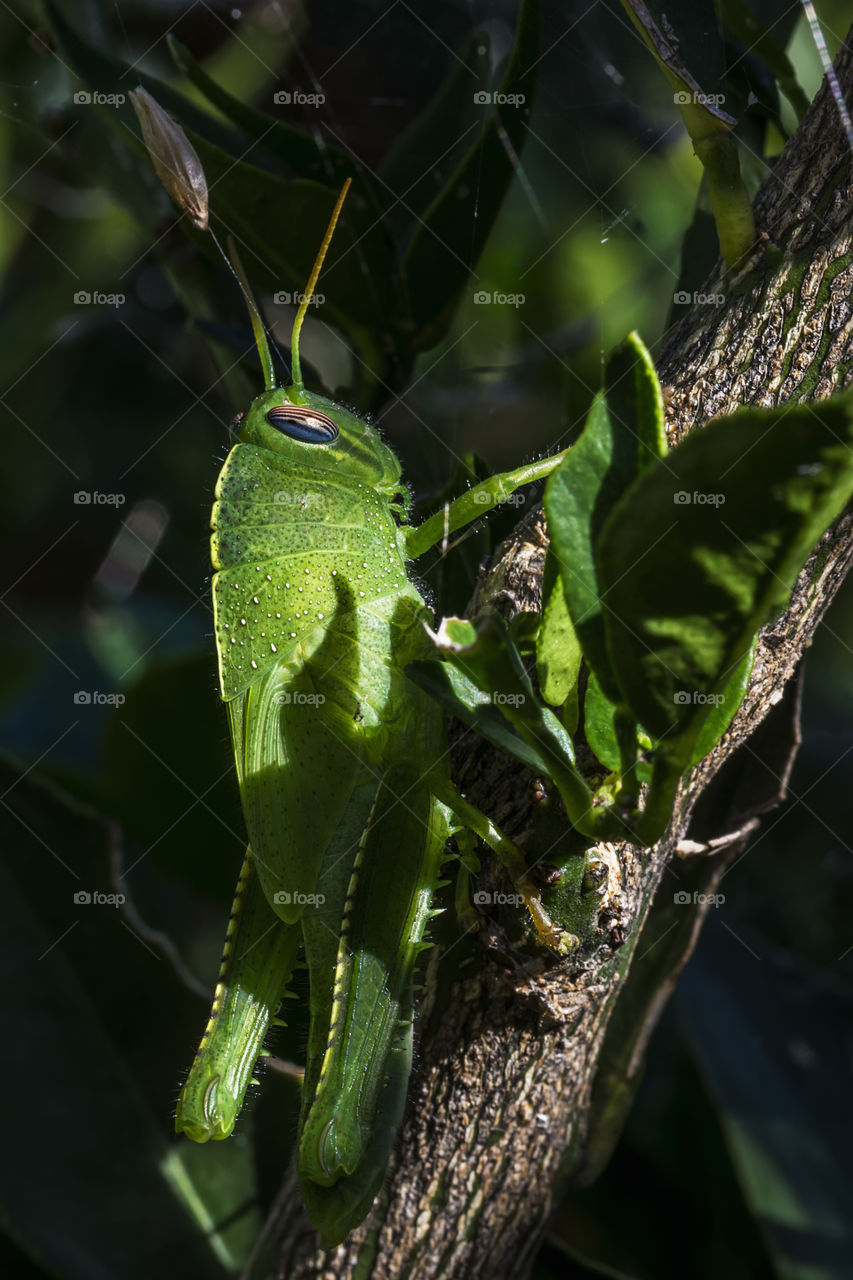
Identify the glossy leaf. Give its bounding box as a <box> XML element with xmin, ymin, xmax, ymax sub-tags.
<box><xmin>584</xmin><ymin>639</ymin><xmax>756</xmax><ymax>775</ymax></box>
<box><xmin>595</xmin><ymin>396</ymin><xmax>853</xmax><ymax>752</ymax></box>
<box><xmin>406</xmin><ymin>658</ymin><xmax>557</xmax><ymax>777</ymax></box>
<box><xmin>537</xmin><ymin>554</ymin><xmax>582</xmax><ymax>727</ymax></box>
<box><xmin>544</xmin><ymin>332</ymin><xmax>665</xmax><ymax>705</ymax></box>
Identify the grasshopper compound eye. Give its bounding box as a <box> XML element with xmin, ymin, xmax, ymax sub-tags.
<box><xmin>266</xmin><ymin>403</ymin><xmax>339</xmax><ymax>444</ymax></box>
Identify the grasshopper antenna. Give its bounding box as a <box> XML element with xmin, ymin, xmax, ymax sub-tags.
<box><xmin>223</xmin><ymin>234</ymin><xmax>277</xmax><ymax>392</ymax></box>
<box><xmin>290</xmin><ymin>178</ymin><xmax>352</xmax><ymax>393</ymax></box>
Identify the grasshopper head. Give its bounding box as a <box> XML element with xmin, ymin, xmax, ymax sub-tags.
<box><xmin>233</xmin><ymin>384</ymin><xmax>403</xmax><ymax>497</ymax></box>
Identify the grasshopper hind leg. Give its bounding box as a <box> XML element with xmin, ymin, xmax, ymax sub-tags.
<box><xmin>176</xmin><ymin>847</ymin><xmax>300</xmax><ymax>1142</ymax></box>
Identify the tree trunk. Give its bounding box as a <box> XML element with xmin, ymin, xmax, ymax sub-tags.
<box><xmin>246</xmin><ymin>32</ymin><xmax>853</xmax><ymax>1280</ymax></box>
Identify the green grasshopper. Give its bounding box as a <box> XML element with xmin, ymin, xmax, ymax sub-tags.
<box><xmin>174</xmin><ymin>180</ymin><xmax>589</xmax><ymax>1246</ymax></box>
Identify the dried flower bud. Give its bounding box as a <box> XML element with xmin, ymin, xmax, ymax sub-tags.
<box><xmin>129</xmin><ymin>86</ymin><xmax>208</xmax><ymax>230</ymax></box>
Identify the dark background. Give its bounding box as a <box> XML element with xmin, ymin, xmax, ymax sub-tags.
<box><xmin>1</xmin><ymin>2</ymin><xmax>852</xmax><ymax>1277</ymax></box>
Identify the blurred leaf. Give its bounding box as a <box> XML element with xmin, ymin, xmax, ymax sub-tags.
<box><xmin>402</xmin><ymin>0</ymin><xmax>539</xmax><ymax>346</ymax></box>
<box><xmin>166</xmin><ymin>34</ymin><xmax>379</xmax><ymax>201</ymax></box>
<box><xmin>534</xmin><ymin>1233</ymin><xmax>640</xmax><ymax>1278</ymax></box>
<box><xmin>717</xmin><ymin>0</ymin><xmax>810</xmax><ymax>120</ymax></box>
<box><xmin>621</xmin><ymin>0</ymin><xmax>756</xmax><ymax>264</ymax></box>
<box><xmin>103</xmin><ymin>653</ymin><xmax>244</xmax><ymax>905</ymax></box>
<box><xmin>0</xmin><ymin>756</ymin><xmax>245</xmax><ymax>1278</ymax></box>
<box><xmin>45</xmin><ymin>0</ymin><xmax>251</xmax><ymax>160</ymax></box>
<box><xmin>44</xmin><ymin>1</ymin><xmax>404</xmax><ymax>392</ymax></box>
<box><xmin>380</xmin><ymin>29</ymin><xmax>492</xmax><ymax>221</ymax></box>
<box><xmin>679</xmin><ymin>929</ymin><xmax>853</xmax><ymax>1278</ymax></box>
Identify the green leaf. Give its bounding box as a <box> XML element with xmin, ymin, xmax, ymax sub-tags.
<box><xmin>45</xmin><ymin>0</ymin><xmax>251</xmax><ymax>161</ymax></box>
<box><xmin>402</xmin><ymin>0</ymin><xmax>539</xmax><ymax>347</ymax></box>
<box><xmin>604</xmin><ymin>329</ymin><xmax>667</xmax><ymax>471</ymax></box>
<box><xmin>620</xmin><ymin>0</ymin><xmax>755</xmax><ymax>264</ymax></box>
<box><xmin>595</xmin><ymin>395</ymin><xmax>853</xmax><ymax>756</ymax></box>
<box><xmin>166</xmin><ymin>35</ymin><xmax>388</xmax><ymax>216</ymax></box>
<box><xmin>416</xmin><ymin>615</ymin><xmax>622</xmax><ymax>839</ymax></box>
<box><xmin>584</xmin><ymin>670</ymin><xmax>647</xmax><ymax>779</ymax></box>
<box><xmin>158</xmin><ymin>132</ymin><xmax>399</xmax><ymax>348</ymax></box>
<box><xmin>424</xmin><ymin>615</ymin><xmax>577</xmax><ymax>768</ymax></box>
<box><xmin>544</xmin><ymin>332</ymin><xmax>664</xmax><ymax>704</ymax></box>
<box><xmin>620</xmin><ymin>0</ymin><xmax>732</xmax><ymax>121</ymax></box>
<box><xmin>689</xmin><ymin>636</ymin><xmax>755</xmax><ymax>762</ymax></box>
<box><xmin>584</xmin><ymin>640</ymin><xmax>755</xmax><ymax>775</ymax></box>
<box><xmin>537</xmin><ymin>553</ymin><xmax>582</xmax><ymax>725</ymax></box>
<box><xmin>406</xmin><ymin>659</ymin><xmax>556</xmax><ymax>777</ymax></box>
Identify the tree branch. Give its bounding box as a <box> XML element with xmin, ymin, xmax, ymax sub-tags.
<box><xmin>246</xmin><ymin>30</ymin><xmax>853</xmax><ymax>1280</ymax></box>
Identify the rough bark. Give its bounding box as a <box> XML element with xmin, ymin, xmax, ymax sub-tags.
<box><xmin>246</xmin><ymin>33</ymin><xmax>853</xmax><ymax>1280</ymax></box>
